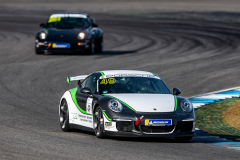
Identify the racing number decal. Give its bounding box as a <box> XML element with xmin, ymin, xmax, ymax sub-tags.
<box><xmin>48</xmin><ymin>17</ymin><xmax>61</xmax><ymax>23</ymax></box>
<box><xmin>86</xmin><ymin>98</ymin><xmax>93</xmax><ymax>114</ymax></box>
<box><xmin>100</xmin><ymin>78</ymin><xmax>116</xmax><ymax>84</ymax></box>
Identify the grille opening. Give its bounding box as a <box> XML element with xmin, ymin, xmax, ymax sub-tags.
<box><xmin>178</xmin><ymin>121</ymin><xmax>193</xmax><ymax>132</ymax></box>
<box><xmin>134</xmin><ymin>123</ymin><xmax>141</xmax><ymax>131</ymax></box>
<box><xmin>116</xmin><ymin>121</ymin><xmax>133</xmax><ymax>132</ymax></box>
<box><xmin>141</xmin><ymin>125</ymin><xmax>175</xmax><ymax>133</ymax></box>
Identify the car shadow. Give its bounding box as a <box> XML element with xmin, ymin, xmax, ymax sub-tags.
<box><xmin>69</xmin><ymin>129</ymin><xmax>193</xmax><ymax>143</ymax></box>
<box><xmin>94</xmin><ymin>50</ymin><xmax>137</xmax><ymax>56</ymax></box>
<box><xmin>39</xmin><ymin>50</ymin><xmax>137</xmax><ymax>56</ymax></box>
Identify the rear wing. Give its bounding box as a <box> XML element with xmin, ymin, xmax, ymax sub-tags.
<box><xmin>67</xmin><ymin>75</ymin><xmax>88</xmax><ymax>83</ymax></box>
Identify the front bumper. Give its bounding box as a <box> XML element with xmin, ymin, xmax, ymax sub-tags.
<box><xmin>103</xmin><ymin>112</ymin><xmax>195</xmax><ymax>137</ymax></box>
<box><xmin>35</xmin><ymin>39</ymin><xmax>90</xmax><ymax>54</ymax></box>
<box><xmin>104</xmin><ymin>130</ymin><xmax>196</xmax><ymax>138</ymax></box>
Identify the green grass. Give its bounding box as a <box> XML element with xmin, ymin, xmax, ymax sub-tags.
<box><xmin>195</xmin><ymin>98</ymin><xmax>240</xmax><ymax>141</ymax></box>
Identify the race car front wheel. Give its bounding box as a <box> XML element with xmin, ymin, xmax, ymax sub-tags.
<box><xmin>59</xmin><ymin>99</ymin><xmax>71</xmax><ymax>132</ymax></box>
<box><xmin>35</xmin><ymin>48</ymin><xmax>44</xmax><ymax>55</ymax></box>
<box><xmin>93</xmin><ymin>106</ymin><xmax>104</xmax><ymax>138</ymax></box>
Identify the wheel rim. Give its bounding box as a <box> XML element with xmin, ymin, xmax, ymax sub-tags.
<box><xmin>94</xmin><ymin>108</ymin><xmax>103</xmax><ymax>136</ymax></box>
<box><xmin>60</xmin><ymin>100</ymin><xmax>68</xmax><ymax>129</ymax></box>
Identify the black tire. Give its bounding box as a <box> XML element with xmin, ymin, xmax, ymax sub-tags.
<box><xmin>59</xmin><ymin>99</ymin><xmax>71</xmax><ymax>132</ymax></box>
<box><xmin>95</xmin><ymin>37</ymin><xmax>103</xmax><ymax>53</ymax></box>
<box><xmin>35</xmin><ymin>48</ymin><xmax>44</xmax><ymax>55</ymax></box>
<box><xmin>93</xmin><ymin>106</ymin><xmax>104</xmax><ymax>138</ymax></box>
<box><xmin>86</xmin><ymin>39</ymin><xmax>94</xmax><ymax>55</ymax></box>
<box><xmin>175</xmin><ymin>136</ymin><xmax>192</xmax><ymax>142</ymax></box>
<box><xmin>35</xmin><ymin>47</ymin><xmax>44</xmax><ymax>54</ymax></box>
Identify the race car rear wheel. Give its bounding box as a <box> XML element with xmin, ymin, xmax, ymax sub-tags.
<box><xmin>93</xmin><ymin>106</ymin><xmax>104</xmax><ymax>138</ymax></box>
<box><xmin>59</xmin><ymin>99</ymin><xmax>71</xmax><ymax>132</ymax></box>
<box><xmin>95</xmin><ymin>36</ymin><xmax>103</xmax><ymax>53</ymax></box>
<box><xmin>175</xmin><ymin>136</ymin><xmax>192</xmax><ymax>142</ymax></box>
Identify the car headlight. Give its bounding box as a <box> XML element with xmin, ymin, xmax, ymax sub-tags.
<box><xmin>78</xmin><ymin>32</ymin><xmax>85</xmax><ymax>39</ymax></box>
<box><xmin>180</xmin><ymin>99</ymin><xmax>193</xmax><ymax>113</ymax></box>
<box><xmin>108</xmin><ymin>99</ymin><xmax>123</xmax><ymax>112</ymax></box>
<box><xmin>39</xmin><ymin>32</ymin><xmax>46</xmax><ymax>40</ymax></box>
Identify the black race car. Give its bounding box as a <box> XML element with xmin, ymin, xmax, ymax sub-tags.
<box><xmin>59</xmin><ymin>70</ymin><xmax>195</xmax><ymax>141</ymax></box>
<box><xmin>35</xmin><ymin>13</ymin><xmax>103</xmax><ymax>55</ymax></box>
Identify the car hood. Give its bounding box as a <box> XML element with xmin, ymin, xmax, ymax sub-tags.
<box><xmin>106</xmin><ymin>94</ymin><xmax>175</xmax><ymax>112</ymax></box>
<box><xmin>45</xmin><ymin>28</ymin><xmax>85</xmax><ymax>41</ymax></box>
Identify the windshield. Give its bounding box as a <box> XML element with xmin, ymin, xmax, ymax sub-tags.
<box><xmin>46</xmin><ymin>16</ymin><xmax>90</xmax><ymax>29</ymax></box>
<box><xmin>99</xmin><ymin>77</ymin><xmax>171</xmax><ymax>94</ymax></box>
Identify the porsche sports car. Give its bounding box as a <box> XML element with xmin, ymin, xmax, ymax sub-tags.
<box><xmin>35</xmin><ymin>13</ymin><xmax>103</xmax><ymax>55</ymax></box>
<box><xmin>59</xmin><ymin>70</ymin><xmax>195</xmax><ymax>141</ymax></box>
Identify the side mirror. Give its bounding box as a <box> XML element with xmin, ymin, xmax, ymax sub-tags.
<box><xmin>39</xmin><ymin>23</ymin><xmax>46</xmax><ymax>28</ymax></box>
<box><xmin>173</xmin><ymin>88</ymin><xmax>181</xmax><ymax>95</ymax></box>
<box><xmin>90</xmin><ymin>18</ymin><xmax>95</xmax><ymax>23</ymax></box>
<box><xmin>92</xmin><ymin>23</ymin><xmax>98</xmax><ymax>27</ymax></box>
<box><xmin>80</xmin><ymin>87</ymin><xmax>92</xmax><ymax>96</ymax></box>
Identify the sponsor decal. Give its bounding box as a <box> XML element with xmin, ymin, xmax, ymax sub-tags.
<box><xmin>145</xmin><ymin>119</ymin><xmax>172</xmax><ymax>126</ymax></box>
<box><xmin>72</xmin><ymin>113</ymin><xmax>77</xmax><ymax>119</ymax></box>
<box><xmin>87</xmin><ymin>116</ymin><xmax>92</xmax><ymax>120</ymax></box>
<box><xmin>52</xmin><ymin>43</ymin><xmax>70</xmax><ymax>48</ymax></box>
<box><xmin>105</xmin><ymin>122</ymin><xmax>114</xmax><ymax>129</ymax></box>
<box><xmin>86</xmin><ymin>98</ymin><xmax>93</xmax><ymax>114</ymax></box>
<box><xmin>78</xmin><ymin>114</ymin><xmax>86</xmax><ymax>119</ymax></box>
<box><xmin>80</xmin><ymin>119</ymin><xmax>88</xmax><ymax>122</ymax></box>
<box><xmin>78</xmin><ymin>114</ymin><xmax>93</xmax><ymax>123</ymax></box>
<box><xmin>105</xmin><ymin>122</ymin><xmax>112</xmax><ymax>126</ymax></box>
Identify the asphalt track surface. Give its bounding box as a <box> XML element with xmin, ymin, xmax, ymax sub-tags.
<box><xmin>1</xmin><ymin>3</ymin><xmax>240</xmax><ymax>160</ymax></box>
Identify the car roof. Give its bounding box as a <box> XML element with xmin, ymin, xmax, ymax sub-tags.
<box><xmin>49</xmin><ymin>13</ymin><xmax>88</xmax><ymax>19</ymax></box>
<box><xmin>100</xmin><ymin>70</ymin><xmax>159</xmax><ymax>78</ymax></box>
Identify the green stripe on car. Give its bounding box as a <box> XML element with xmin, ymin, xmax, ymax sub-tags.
<box><xmin>68</xmin><ymin>88</ymin><xmax>91</xmax><ymax>115</ymax></box>
<box><xmin>67</xmin><ymin>77</ymin><xmax>70</xmax><ymax>83</ymax></box>
<box><xmin>103</xmin><ymin>111</ymin><xmax>112</xmax><ymax>121</ymax></box>
<box><xmin>99</xmin><ymin>71</ymin><xmax>105</xmax><ymax>78</ymax></box>
<box><xmin>174</xmin><ymin>95</ymin><xmax>177</xmax><ymax>111</ymax></box>
<box><xmin>102</xmin><ymin>94</ymin><xmax>135</xmax><ymax>111</ymax></box>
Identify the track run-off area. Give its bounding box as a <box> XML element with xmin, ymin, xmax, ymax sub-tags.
<box><xmin>1</xmin><ymin>0</ymin><xmax>240</xmax><ymax>159</ymax></box>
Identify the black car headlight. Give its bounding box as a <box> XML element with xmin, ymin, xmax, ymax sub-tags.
<box><xmin>108</xmin><ymin>99</ymin><xmax>123</xmax><ymax>112</ymax></box>
<box><xmin>39</xmin><ymin>32</ymin><xmax>47</xmax><ymax>40</ymax></box>
<box><xmin>180</xmin><ymin>99</ymin><xmax>193</xmax><ymax>113</ymax></box>
<box><xmin>78</xmin><ymin>32</ymin><xmax>85</xmax><ymax>39</ymax></box>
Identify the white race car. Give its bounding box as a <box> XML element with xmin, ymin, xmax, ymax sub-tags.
<box><xmin>59</xmin><ymin>70</ymin><xmax>195</xmax><ymax>141</ymax></box>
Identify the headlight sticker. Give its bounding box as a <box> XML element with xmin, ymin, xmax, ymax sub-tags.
<box><xmin>100</xmin><ymin>78</ymin><xmax>116</xmax><ymax>84</ymax></box>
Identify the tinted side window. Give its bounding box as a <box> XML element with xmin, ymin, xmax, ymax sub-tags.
<box><xmin>85</xmin><ymin>75</ymin><xmax>97</xmax><ymax>93</ymax></box>
<box><xmin>81</xmin><ymin>78</ymin><xmax>88</xmax><ymax>88</ymax></box>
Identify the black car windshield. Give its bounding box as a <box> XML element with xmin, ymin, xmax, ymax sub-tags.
<box><xmin>46</xmin><ymin>16</ymin><xmax>90</xmax><ymax>29</ymax></box>
<box><xmin>99</xmin><ymin>77</ymin><xmax>171</xmax><ymax>94</ymax></box>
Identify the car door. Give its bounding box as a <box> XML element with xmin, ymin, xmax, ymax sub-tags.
<box><xmin>88</xmin><ymin>17</ymin><xmax>97</xmax><ymax>38</ymax></box>
<box><xmin>76</xmin><ymin>75</ymin><xmax>97</xmax><ymax>114</ymax></box>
